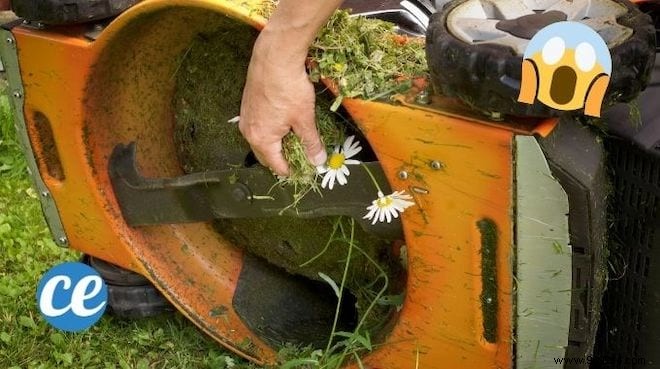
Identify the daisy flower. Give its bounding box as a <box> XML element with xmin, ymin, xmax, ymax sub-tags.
<box><xmin>364</xmin><ymin>190</ymin><xmax>415</xmax><ymax>224</ymax></box>
<box><xmin>317</xmin><ymin>135</ymin><xmax>362</xmax><ymax>190</ymax></box>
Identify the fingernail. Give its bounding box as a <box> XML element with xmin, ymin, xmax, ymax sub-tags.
<box><xmin>312</xmin><ymin>151</ymin><xmax>327</xmax><ymax>166</ymax></box>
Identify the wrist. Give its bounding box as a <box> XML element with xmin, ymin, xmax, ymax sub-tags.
<box><xmin>254</xmin><ymin>24</ymin><xmax>311</xmax><ymax>64</ymax></box>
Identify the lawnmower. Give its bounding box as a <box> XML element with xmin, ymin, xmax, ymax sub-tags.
<box><xmin>1</xmin><ymin>0</ymin><xmax>658</xmax><ymax>368</ymax></box>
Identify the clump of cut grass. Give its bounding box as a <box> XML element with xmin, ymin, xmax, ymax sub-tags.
<box><xmin>248</xmin><ymin>0</ymin><xmax>278</xmax><ymax>18</ymax></box>
<box><xmin>279</xmin><ymin>103</ymin><xmax>345</xmax><ymax>199</ymax></box>
<box><xmin>310</xmin><ymin>10</ymin><xmax>428</xmax><ymax>109</ymax></box>
<box><xmin>281</xmin><ymin>10</ymin><xmax>429</xmax><ymax>189</ymax></box>
<box><xmin>172</xmin><ymin>11</ymin><xmax>408</xmax><ymax>356</ymax></box>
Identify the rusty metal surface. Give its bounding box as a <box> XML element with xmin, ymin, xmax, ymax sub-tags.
<box><xmin>341</xmin><ymin>98</ymin><xmax>515</xmax><ymax>369</ymax></box>
<box><xmin>12</xmin><ymin>0</ymin><xmax>524</xmax><ymax>366</ymax></box>
<box><xmin>0</xmin><ymin>28</ymin><xmax>69</xmax><ymax>246</ymax></box>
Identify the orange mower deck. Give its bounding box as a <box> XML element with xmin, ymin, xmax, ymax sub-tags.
<box><xmin>2</xmin><ymin>0</ymin><xmax>564</xmax><ymax>367</ymax></box>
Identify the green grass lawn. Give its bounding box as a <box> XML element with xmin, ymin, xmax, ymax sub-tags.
<box><xmin>0</xmin><ymin>94</ymin><xmax>252</xmax><ymax>368</ymax></box>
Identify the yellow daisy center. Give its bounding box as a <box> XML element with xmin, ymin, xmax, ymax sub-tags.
<box><xmin>376</xmin><ymin>196</ymin><xmax>394</xmax><ymax>208</ymax></box>
<box><xmin>328</xmin><ymin>153</ymin><xmax>346</xmax><ymax>170</ymax></box>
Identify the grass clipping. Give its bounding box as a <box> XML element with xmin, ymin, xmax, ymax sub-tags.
<box><xmin>280</xmin><ymin>10</ymin><xmax>428</xmax><ymax>192</ymax></box>
<box><xmin>173</xmin><ymin>9</ymin><xmax>425</xmax><ymax>348</ymax></box>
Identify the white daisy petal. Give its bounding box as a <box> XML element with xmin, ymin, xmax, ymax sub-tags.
<box><xmin>344</xmin><ymin>159</ymin><xmax>361</xmax><ymax>166</ymax></box>
<box><xmin>317</xmin><ymin>166</ymin><xmax>329</xmax><ymax>174</ymax></box>
<box><xmin>378</xmin><ymin>209</ymin><xmax>386</xmax><ymax>223</ymax></box>
<box><xmin>371</xmin><ymin>210</ymin><xmax>380</xmax><ymax>225</ymax></box>
<box><xmin>341</xmin><ymin>165</ymin><xmax>350</xmax><ymax>176</ymax></box>
<box><xmin>328</xmin><ymin>171</ymin><xmax>337</xmax><ymax>190</ymax></box>
<box><xmin>337</xmin><ymin>171</ymin><xmax>348</xmax><ymax>186</ymax></box>
<box><xmin>322</xmin><ymin>171</ymin><xmax>335</xmax><ymax>189</ymax></box>
<box><xmin>363</xmin><ymin>190</ymin><xmax>416</xmax><ymax>225</ymax></box>
<box><xmin>364</xmin><ymin>207</ymin><xmax>377</xmax><ymax>220</ymax></box>
<box><xmin>345</xmin><ymin>145</ymin><xmax>362</xmax><ymax>158</ymax></box>
<box><xmin>343</xmin><ymin>135</ymin><xmax>355</xmax><ymax>151</ymax></box>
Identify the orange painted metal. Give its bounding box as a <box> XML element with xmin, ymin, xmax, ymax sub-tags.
<box><xmin>14</xmin><ymin>1</ymin><xmax>276</xmax><ymax>364</ymax></box>
<box><xmin>10</xmin><ymin>0</ymin><xmax>549</xmax><ymax>367</ymax></box>
<box><xmin>342</xmin><ymin>99</ymin><xmax>514</xmax><ymax>369</ymax></box>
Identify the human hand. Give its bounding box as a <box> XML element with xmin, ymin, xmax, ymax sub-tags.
<box><xmin>239</xmin><ymin>32</ymin><xmax>327</xmax><ymax>176</ymax></box>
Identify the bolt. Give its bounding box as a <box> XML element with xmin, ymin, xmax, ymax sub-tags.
<box><xmin>430</xmin><ymin>160</ymin><xmax>443</xmax><ymax>170</ymax></box>
<box><xmin>398</xmin><ymin>171</ymin><xmax>409</xmax><ymax>180</ymax></box>
<box><xmin>57</xmin><ymin>236</ymin><xmax>68</xmax><ymax>245</ymax></box>
<box><xmin>231</xmin><ymin>187</ymin><xmax>249</xmax><ymax>202</ymax></box>
<box><xmin>5</xmin><ymin>37</ymin><xmax>13</xmax><ymax>45</ymax></box>
<box><xmin>415</xmin><ymin>90</ymin><xmax>430</xmax><ymax>105</ymax></box>
<box><xmin>490</xmin><ymin>112</ymin><xmax>503</xmax><ymax>121</ymax></box>
<box><xmin>12</xmin><ymin>91</ymin><xmax>22</xmax><ymax>99</ymax></box>
<box><xmin>41</xmin><ymin>191</ymin><xmax>50</xmax><ymax>198</ymax></box>
<box><xmin>486</xmin><ymin>297</ymin><xmax>493</xmax><ymax>304</ymax></box>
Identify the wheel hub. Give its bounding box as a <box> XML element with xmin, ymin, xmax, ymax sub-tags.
<box><xmin>495</xmin><ymin>10</ymin><xmax>567</xmax><ymax>39</ymax></box>
<box><xmin>447</xmin><ymin>0</ymin><xmax>633</xmax><ymax>55</ymax></box>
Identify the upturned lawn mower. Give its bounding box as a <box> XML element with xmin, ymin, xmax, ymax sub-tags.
<box><xmin>1</xmin><ymin>0</ymin><xmax>659</xmax><ymax>368</ymax></box>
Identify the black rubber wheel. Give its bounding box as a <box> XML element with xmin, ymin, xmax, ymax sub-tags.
<box><xmin>426</xmin><ymin>0</ymin><xmax>656</xmax><ymax>118</ymax></box>
<box><xmin>11</xmin><ymin>0</ymin><xmax>138</xmax><ymax>25</ymax></box>
<box><xmin>88</xmin><ymin>256</ymin><xmax>151</xmax><ymax>287</ymax></box>
<box><xmin>105</xmin><ymin>284</ymin><xmax>174</xmax><ymax>319</ymax></box>
<box><xmin>84</xmin><ymin>256</ymin><xmax>173</xmax><ymax>318</ymax></box>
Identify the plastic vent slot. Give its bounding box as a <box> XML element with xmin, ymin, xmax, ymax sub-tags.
<box><xmin>594</xmin><ymin>139</ymin><xmax>660</xmax><ymax>369</ymax></box>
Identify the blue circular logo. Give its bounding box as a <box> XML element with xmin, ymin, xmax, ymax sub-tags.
<box><xmin>36</xmin><ymin>262</ymin><xmax>108</xmax><ymax>332</ymax></box>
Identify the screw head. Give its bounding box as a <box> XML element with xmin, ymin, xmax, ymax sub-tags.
<box><xmin>490</xmin><ymin>112</ymin><xmax>503</xmax><ymax>121</ymax></box>
<box><xmin>430</xmin><ymin>160</ymin><xmax>443</xmax><ymax>170</ymax></box>
<box><xmin>414</xmin><ymin>91</ymin><xmax>430</xmax><ymax>105</ymax></box>
<box><xmin>41</xmin><ymin>191</ymin><xmax>50</xmax><ymax>198</ymax></box>
<box><xmin>57</xmin><ymin>236</ymin><xmax>68</xmax><ymax>245</ymax></box>
<box><xmin>5</xmin><ymin>37</ymin><xmax>13</xmax><ymax>44</ymax></box>
<box><xmin>231</xmin><ymin>186</ymin><xmax>249</xmax><ymax>202</ymax></box>
<box><xmin>12</xmin><ymin>91</ymin><xmax>22</xmax><ymax>99</ymax></box>
<box><xmin>398</xmin><ymin>171</ymin><xmax>409</xmax><ymax>180</ymax></box>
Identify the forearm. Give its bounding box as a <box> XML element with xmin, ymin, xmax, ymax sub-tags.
<box><xmin>255</xmin><ymin>0</ymin><xmax>344</xmax><ymax>64</ymax></box>
<box><xmin>240</xmin><ymin>0</ymin><xmax>341</xmax><ymax>174</ymax></box>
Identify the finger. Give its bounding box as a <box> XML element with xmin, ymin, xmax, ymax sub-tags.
<box><xmin>255</xmin><ymin>141</ymin><xmax>290</xmax><ymax>177</ymax></box>
<box><xmin>292</xmin><ymin>116</ymin><xmax>327</xmax><ymax>167</ymax></box>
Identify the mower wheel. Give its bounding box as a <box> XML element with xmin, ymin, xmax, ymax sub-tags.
<box><xmin>85</xmin><ymin>256</ymin><xmax>173</xmax><ymax>318</ymax></box>
<box><xmin>426</xmin><ymin>0</ymin><xmax>656</xmax><ymax>118</ymax></box>
<box><xmin>88</xmin><ymin>256</ymin><xmax>150</xmax><ymax>286</ymax></box>
<box><xmin>11</xmin><ymin>0</ymin><xmax>138</xmax><ymax>25</ymax></box>
<box><xmin>105</xmin><ymin>284</ymin><xmax>174</xmax><ymax>319</ymax></box>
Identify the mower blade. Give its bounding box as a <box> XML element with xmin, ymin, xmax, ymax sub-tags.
<box><xmin>109</xmin><ymin>143</ymin><xmax>403</xmax><ymax>238</ymax></box>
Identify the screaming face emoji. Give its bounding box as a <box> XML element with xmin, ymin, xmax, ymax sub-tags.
<box><xmin>518</xmin><ymin>21</ymin><xmax>612</xmax><ymax>117</ymax></box>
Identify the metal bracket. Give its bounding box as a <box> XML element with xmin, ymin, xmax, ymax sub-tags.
<box><xmin>0</xmin><ymin>29</ymin><xmax>69</xmax><ymax>247</ymax></box>
<box><xmin>109</xmin><ymin>143</ymin><xmax>403</xmax><ymax>239</ymax></box>
<box><xmin>18</xmin><ymin>20</ymin><xmax>45</xmax><ymax>31</ymax></box>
